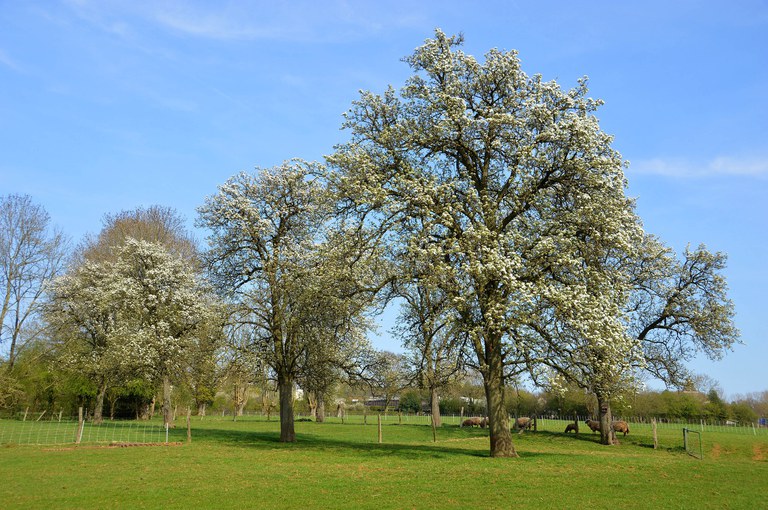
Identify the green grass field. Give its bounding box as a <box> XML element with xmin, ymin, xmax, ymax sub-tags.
<box><xmin>1</xmin><ymin>415</ymin><xmax>766</xmax><ymax>509</ymax></box>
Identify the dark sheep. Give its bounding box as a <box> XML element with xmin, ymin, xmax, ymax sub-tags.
<box><xmin>564</xmin><ymin>423</ymin><xmax>578</xmax><ymax>433</ymax></box>
<box><xmin>461</xmin><ymin>417</ymin><xmax>483</xmax><ymax>428</ymax></box>
<box><xmin>584</xmin><ymin>419</ymin><xmax>601</xmax><ymax>433</ymax></box>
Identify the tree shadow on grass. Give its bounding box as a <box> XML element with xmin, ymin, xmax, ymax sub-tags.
<box><xmin>528</xmin><ymin>429</ymin><xmax>667</xmax><ymax>451</ymax></box>
<box><xmin>189</xmin><ymin>423</ymin><xmax>578</xmax><ymax>460</ymax></box>
<box><xmin>530</xmin><ymin>430</ymin><xmax>602</xmax><ymax>444</ymax></box>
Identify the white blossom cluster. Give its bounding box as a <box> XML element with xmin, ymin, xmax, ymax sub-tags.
<box><xmin>48</xmin><ymin>238</ymin><xmax>216</xmax><ymax>385</ymax></box>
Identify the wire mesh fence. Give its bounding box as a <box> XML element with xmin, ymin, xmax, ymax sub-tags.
<box><xmin>0</xmin><ymin>416</ymin><xmax>176</xmax><ymax>446</ymax></box>
<box><xmin>1</xmin><ymin>409</ymin><xmax>764</xmax><ymax>447</ymax></box>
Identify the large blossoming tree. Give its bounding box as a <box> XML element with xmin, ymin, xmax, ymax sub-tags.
<box><xmin>198</xmin><ymin>160</ymin><xmax>382</xmax><ymax>442</ymax></box>
<box><xmin>48</xmin><ymin>238</ymin><xmax>218</xmax><ymax>426</ymax></box>
<box><xmin>329</xmin><ymin>31</ymin><xmax>640</xmax><ymax>457</ymax></box>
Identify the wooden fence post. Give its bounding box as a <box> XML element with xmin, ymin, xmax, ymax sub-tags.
<box><xmin>75</xmin><ymin>407</ymin><xmax>84</xmax><ymax>444</ymax></box>
<box><xmin>378</xmin><ymin>414</ymin><xmax>382</xmax><ymax>444</ymax></box>
<box><xmin>186</xmin><ymin>408</ymin><xmax>192</xmax><ymax>443</ymax></box>
<box><xmin>652</xmin><ymin>418</ymin><xmax>658</xmax><ymax>449</ymax></box>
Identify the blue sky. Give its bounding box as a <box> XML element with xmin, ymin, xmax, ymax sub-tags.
<box><xmin>1</xmin><ymin>1</ymin><xmax>766</xmax><ymax>397</ymax></box>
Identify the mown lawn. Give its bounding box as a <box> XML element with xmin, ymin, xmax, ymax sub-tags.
<box><xmin>1</xmin><ymin>416</ymin><xmax>766</xmax><ymax>509</ymax></box>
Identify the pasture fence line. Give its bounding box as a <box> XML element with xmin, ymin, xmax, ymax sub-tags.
<box><xmin>0</xmin><ymin>415</ymin><xmax>177</xmax><ymax>446</ymax></box>
<box><xmin>2</xmin><ymin>408</ymin><xmax>765</xmax><ymax>447</ymax></box>
<box><xmin>221</xmin><ymin>408</ymin><xmax>768</xmax><ymax>435</ymax></box>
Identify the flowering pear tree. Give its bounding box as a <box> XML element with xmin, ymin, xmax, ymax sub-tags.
<box><xmin>329</xmin><ymin>30</ymin><xmax>640</xmax><ymax>456</ymax></box>
<box><xmin>529</xmin><ymin>235</ymin><xmax>738</xmax><ymax>445</ymax></box>
<box><xmin>112</xmin><ymin>238</ymin><xmax>217</xmax><ymax>427</ymax></box>
<box><xmin>521</xmin><ymin>248</ymin><xmax>643</xmax><ymax>445</ymax></box>
<box><xmin>46</xmin><ymin>258</ymin><xmax>132</xmax><ymax>424</ymax></box>
<box><xmin>198</xmin><ymin>160</ymin><xmax>382</xmax><ymax>441</ymax></box>
<box><xmin>49</xmin><ymin>238</ymin><xmax>217</xmax><ymax>426</ymax></box>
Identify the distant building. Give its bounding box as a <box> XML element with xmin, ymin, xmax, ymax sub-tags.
<box><xmin>365</xmin><ymin>397</ymin><xmax>400</xmax><ymax>410</ymax></box>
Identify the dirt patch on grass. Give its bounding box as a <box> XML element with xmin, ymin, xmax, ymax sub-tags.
<box><xmin>43</xmin><ymin>442</ymin><xmax>184</xmax><ymax>451</ymax></box>
<box><xmin>710</xmin><ymin>443</ymin><xmax>722</xmax><ymax>459</ymax></box>
<box><xmin>752</xmin><ymin>443</ymin><xmax>768</xmax><ymax>461</ymax></box>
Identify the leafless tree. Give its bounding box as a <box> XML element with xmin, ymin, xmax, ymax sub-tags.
<box><xmin>0</xmin><ymin>194</ymin><xmax>68</xmax><ymax>370</ymax></box>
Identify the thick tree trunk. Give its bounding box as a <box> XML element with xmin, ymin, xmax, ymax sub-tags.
<box><xmin>596</xmin><ymin>394</ymin><xmax>616</xmax><ymax>445</ymax></box>
<box><xmin>162</xmin><ymin>376</ymin><xmax>174</xmax><ymax>428</ymax></box>
<box><xmin>93</xmin><ymin>379</ymin><xmax>107</xmax><ymax>425</ymax></box>
<box><xmin>430</xmin><ymin>386</ymin><xmax>441</xmax><ymax>427</ymax></box>
<box><xmin>198</xmin><ymin>402</ymin><xmax>207</xmax><ymax>417</ymax></box>
<box><xmin>278</xmin><ymin>374</ymin><xmax>296</xmax><ymax>442</ymax></box>
<box><xmin>316</xmin><ymin>395</ymin><xmax>325</xmax><ymax>423</ymax></box>
<box><xmin>484</xmin><ymin>342</ymin><xmax>517</xmax><ymax>457</ymax></box>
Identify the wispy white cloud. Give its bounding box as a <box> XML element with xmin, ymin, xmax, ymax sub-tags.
<box><xmin>63</xmin><ymin>0</ymin><xmax>426</xmax><ymax>43</ymax></box>
<box><xmin>628</xmin><ymin>156</ymin><xmax>768</xmax><ymax>178</ymax></box>
<box><xmin>0</xmin><ymin>48</ymin><xmax>21</xmax><ymax>71</ymax></box>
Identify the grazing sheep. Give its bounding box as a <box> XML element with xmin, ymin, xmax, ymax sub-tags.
<box><xmin>584</xmin><ymin>419</ymin><xmax>601</xmax><ymax>433</ymax></box>
<box><xmin>461</xmin><ymin>417</ymin><xmax>483</xmax><ymax>428</ymax></box>
<box><xmin>612</xmin><ymin>420</ymin><xmax>630</xmax><ymax>436</ymax></box>
<box><xmin>513</xmin><ymin>417</ymin><xmax>533</xmax><ymax>431</ymax></box>
<box><xmin>480</xmin><ymin>417</ymin><xmax>489</xmax><ymax>428</ymax></box>
<box><xmin>564</xmin><ymin>423</ymin><xmax>578</xmax><ymax>433</ymax></box>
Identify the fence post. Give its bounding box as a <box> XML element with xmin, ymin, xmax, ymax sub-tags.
<box><xmin>377</xmin><ymin>414</ymin><xmax>382</xmax><ymax>444</ymax></box>
<box><xmin>652</xmin><ymin>418</ymin><xmax>658</xmax><ymax>449</ymax></box>
<box><xmin>186</xmin><ymin>408</ymin><xmax>192</xmax><ymax>443</ymax></box>
<box><xmin>76</xmin><ymin>407</ymin><xmax>84</xmax><ymax>444</ymax></box>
